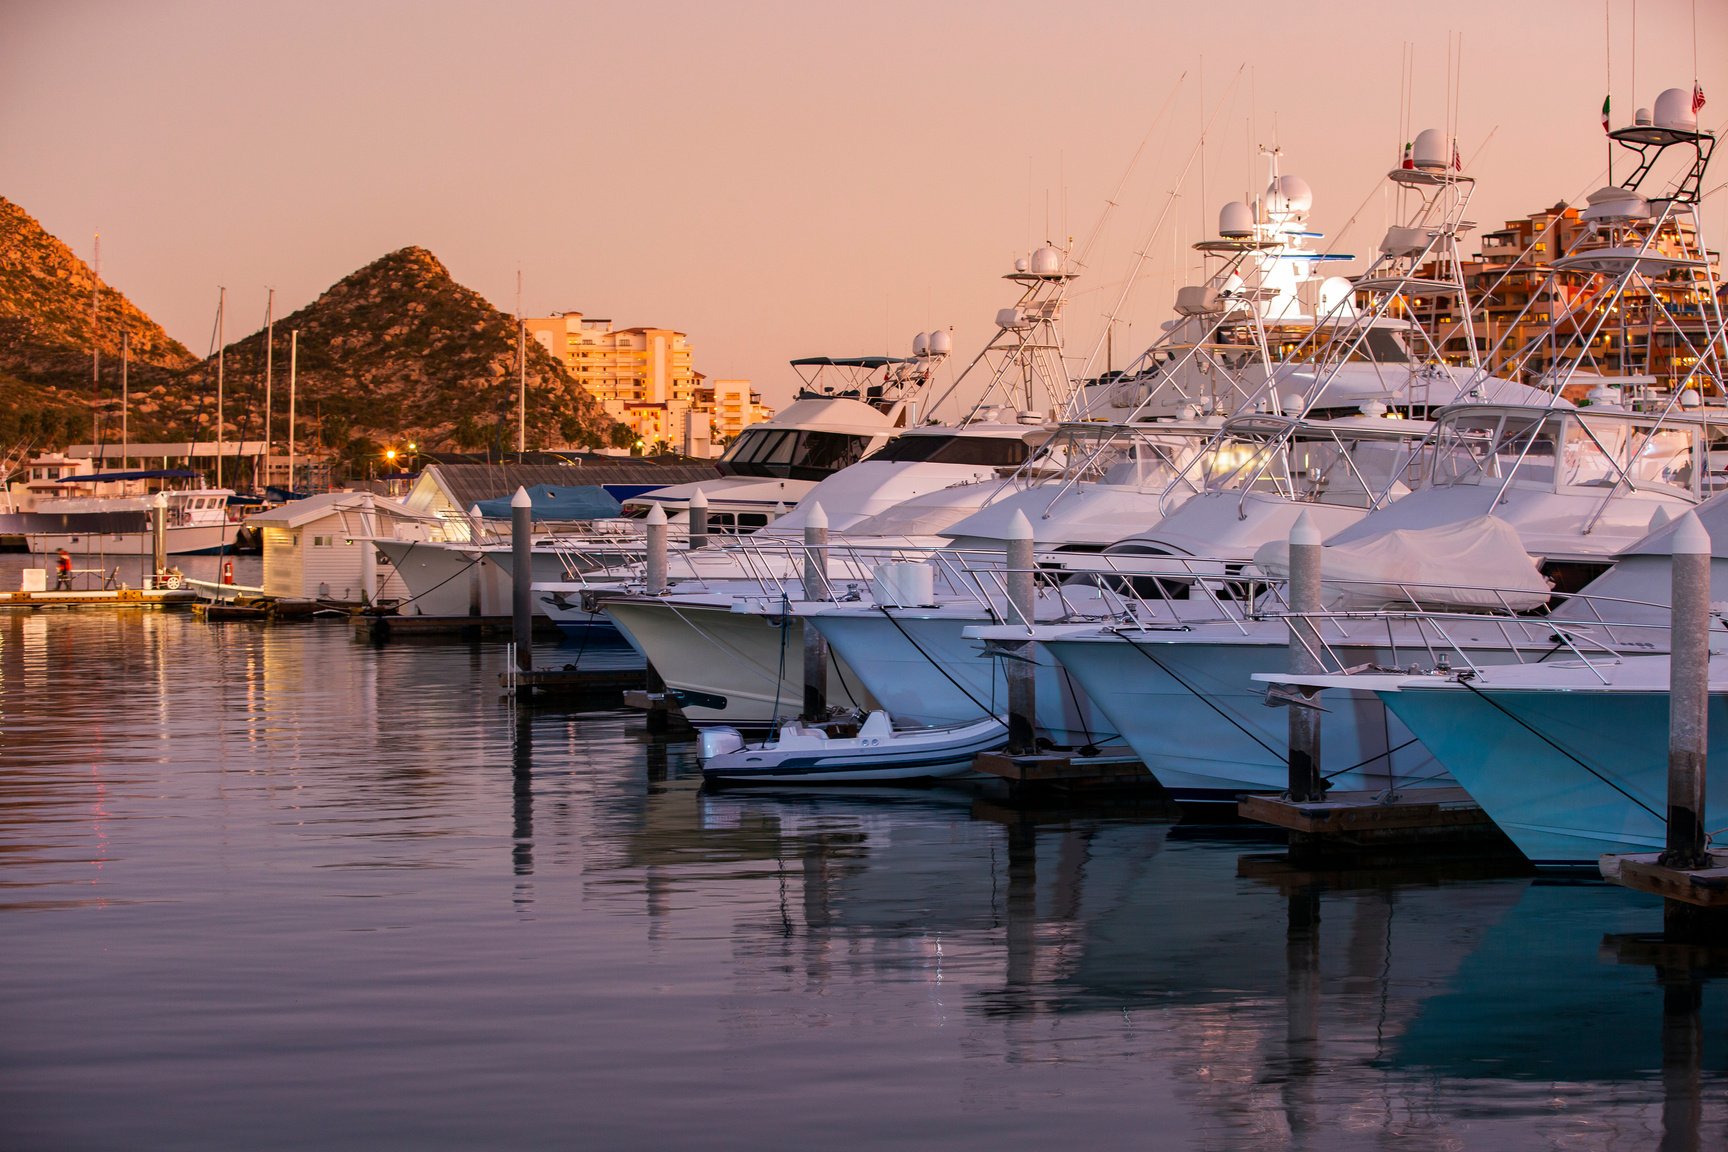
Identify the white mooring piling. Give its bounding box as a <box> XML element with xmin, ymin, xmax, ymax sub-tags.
<box><xmin>1664</xmin><ymin>509</ymin><xmax>1711</xmax><ymax>870</ymax></box>
<box><xmin>1286</xmin><ymin>511</ymin><xmax>1324</xmax><ymax>802</ymax></box>
<box><xmin>511</xmin><ymin>487</ymin><xmax>533</xmax><ymax>675</ymax></box>
<box><xmin>1004</xmin><ymin>509</ymin><xmax>1038</xmax><ymax>755</ymax></box>
<box><xmin>802</xmin><ymin>502</ymin><xmax>829</xmax><ymax>720</ymax></box>
<box><xmin>687</xmin><ymin>488</ymin><xmax>709</xmax><ymax>550</ymax></box>
<box><xmin>645</xmin><ymin>504</ymin><xmax>669</xmax><ymax>595</ymax></box>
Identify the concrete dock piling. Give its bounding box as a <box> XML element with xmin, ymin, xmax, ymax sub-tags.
<box><xmin>802</xmin><ymin>502</ymin><xmax>828</xmax><ymax>720</ymax></box>
<box><xmin>687</xmin><ymin>488</ymin><xmax>709</xmax><ymax>550</ymax></box>
<box><xmin>1004</xmin><ymin>509</ymin><xmax>1038</xmax><ymax>756</ymax></box>
<box><xmin>645</xmin><ymin>504</ymin><xmax>669</xmax><ymax>595</ymax></box>
<box><xmin>1664</xmin><ymin>508</ymin><xmax>1711</xmax><ymax>872</ymax></box>
<box><xmin>1286</xmin><ymin>511</ymin><xmax>1324</xmax><ymax>802</ymax></box>
<box><xmin>511</xmin><ymin>486</ymin><xmax>533</xmax><ymax>676</ymax></box>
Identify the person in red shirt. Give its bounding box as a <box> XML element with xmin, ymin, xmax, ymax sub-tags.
<box><xmin>55</xmin><ymin>548</ymin><xmax>73</xmax><ymax>590</ymax></box>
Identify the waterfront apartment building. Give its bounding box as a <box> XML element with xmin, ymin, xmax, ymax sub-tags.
<box><xmin>1412</xmin><ymin>201</ymin><xmax>1723</xmax><ymax>396</ymax></box>
<box><xmin>525</xmin><ymin>312</ymin><xmax>771</xmax><ymax>456</ymax></box>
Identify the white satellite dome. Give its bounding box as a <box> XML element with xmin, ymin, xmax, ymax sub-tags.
<box><xmin>1635</xmin><ymin>107</ymin><xmax>1654</xmax><ymax>127</ymax></box>
<box><xmin>1412</xmin><ymin>128</ymin><xmax>1448</xmax><ymax>171</ymax></box>
<box><xmin>1014</xmin><ymin>257</ymin><xmax>1029</xmax><ymax>273</ymax></box>
<box><xmin>928</xmin><ymin>329</ymin><xmax>952</xmax><ymax>355</ymax></box>
<box><xmin>1581</xmin><ymin>185</ymin><xmax>1652</xmax><ymax>223</ymax></box>
<box><xmin>1317</xmin><ymin>276</ymin><xmax>1357</xmax><ymax>316</ymax></box>
<box><xmin>1218</xmin><ymin>200</ymin><xmax>1254</xmax><ymax>238</ymax></box>
<box><xmin>1264</xmin><ymin>175</ymin><xmax>1313</xmax><ymax>219</ymax></box>
<box><xmin>1029</xmin><ymin>245</ymin><xmax>1063</xmax><ymax>276</ymax></box>
<box><xmin>1654</xmin><ymin>87</ymin><xmax>1697</xmax><ymax>131</ymax></box>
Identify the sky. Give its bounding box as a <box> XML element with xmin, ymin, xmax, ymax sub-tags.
<box><xmin>4</xmin><ymin>0</ymin><xmax>1725</xmax><ymax>411</ymax></box>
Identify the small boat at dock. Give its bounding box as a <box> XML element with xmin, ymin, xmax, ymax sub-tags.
<box><xmin>698</xmin><ymin>711</ymin><xmax>1006</xmax><ymax>784</ymax></box>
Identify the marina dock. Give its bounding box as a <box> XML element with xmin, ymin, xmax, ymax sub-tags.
<box><xmin>0</xmin><ymin>585</ymin><xmax>200</xmax><ymax>610</ymax></box>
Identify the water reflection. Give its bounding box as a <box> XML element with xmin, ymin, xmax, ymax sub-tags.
<box><xmin>3</xmin><ymin>612</ymin><xmax>1728</xmax><ymax>1149</ymax></box>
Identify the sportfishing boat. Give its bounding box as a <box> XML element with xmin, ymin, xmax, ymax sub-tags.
<box><xmin>698</xmin><ymin>710</ymin><xmax>1005</xmax><ymax>784</ymax></box>
<box><xmin>1251</xmin><ymin>649</ymin><xmax>1728</xmax><ymax>867</ymax></box>
<box><xmin>998</xmin><ymin>103</ymin><xmax>1728</xmax><ymax>802</ymax></box>
<box><xmin>0</xmin><ymin>454</ymin><xmax>235</xmax><ymax>555</ymax></box>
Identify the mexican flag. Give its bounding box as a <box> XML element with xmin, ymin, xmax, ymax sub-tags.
<box><xmin>1601</xmin><ymin>94</ymin><xmax>1611</xmax><ymax>134</ymax></box>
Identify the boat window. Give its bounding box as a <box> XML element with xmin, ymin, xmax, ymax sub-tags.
<box><xmin>1561</xmin><ymin>418</ymin><xmax>1622</xmax><ymax>488</ymax></box>
<box><xmin>1361</xmin><ymin>328</ymin><xmax>1411</xmax><ymax>364</ymax></box>
<box><xmin>1624</xmin><ymin>425</ymin><xmax>1695</xmax><ymax>493</ymax></box>
<box><xmin>716</xmin><ymin>429</ymin><xmax>876</xmax><ymax>480</ymax></box>
<box><xmin>1496</xmin><ymin>416</ymin><xmax>1556</xmax><ymax>487</ymax></box>
<box><xmin>866</xmin><ymin>435</ymin><xmax>1030</xmax><ymax>467</ymax></box>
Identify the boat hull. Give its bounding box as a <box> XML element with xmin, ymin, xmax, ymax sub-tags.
<box><xmin>601</xmin><ymin>597</ymin><xmax>879</xmax><ymax>727</ymax></box>
<box><xmin>1373</xmin><ymin>682</ymin><xmax>1728</xmax><ymax>866</ymax></box>
<box><xmin>807</xmin><ymin>607</ymin><xmax>1130</xmax><ymax>752</ymax></box>
<box><xmin>1044</xmin><ymin>629</ymin><xmax>1451</xmax><ymax>800</ymax></box>
<box><xmin>27</xmin><ymin>522</ymin><xmax>234</xmax><ymax>556</ymax></box>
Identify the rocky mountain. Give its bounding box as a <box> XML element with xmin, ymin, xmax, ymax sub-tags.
<box><xmin>0</xmin><ymin>196</ymin><xmax>196</xmax><ymax>454</ymax></box>
<box><xmin>0</xmin><ymin>197</ymin><xmax>625</xmax><ymax>478</ymax></box>
<box><xmin>207</xmin><ymin>247</ymin><xmax>622</xmax><ymax>468</ymax></box>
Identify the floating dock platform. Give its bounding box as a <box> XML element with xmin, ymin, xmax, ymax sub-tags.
<box><xmin>1602</xmin><ymin>852</ymin><xmax>1728</xmax><ymax>908</ymax></box>
<box><xmin>354</xmin><ymin>613</ymin><xmax>563</xmax><ymax>641</ymax></box>
<box><xmin>0</xmin><ymin>586</ymin><xmax>199</xmax><ymax>610</ymax></box>
<box><xmin>1240</xmin><ymin>787</ymin><xmax>1522</xmax><ymax>858</ymax></box>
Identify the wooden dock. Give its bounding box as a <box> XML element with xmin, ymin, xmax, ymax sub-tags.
<box><xmin>502</xmin><ymin>665</ymin><xmax>647</xmax><ymax>695</ymax></box>
<box><xmin>1601</xmin><ymin>852</ymin><xmax>1728</xmax><ymax>908</ymax></box>
<box><xmin>1240</xmin><ymin>787</ymin><xmax>1522</xmax><ymax>857</ymax></box>
<box><xmin>354</xmin><ymin>613</ymin><xmax>563</xmax><ymax>641</ymax></box>
<box><xmin>0</xmin><ymin>587</ymin><xmax>199</xmax><ymax>610</ymax></box>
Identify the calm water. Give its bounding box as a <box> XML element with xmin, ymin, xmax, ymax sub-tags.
<box><xmin>4</xmin><ymin>585</ymin><xmax>1728</xmax><ymax>1149</ymax></box>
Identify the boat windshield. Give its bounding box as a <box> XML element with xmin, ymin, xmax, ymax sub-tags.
<box><xmin>865</xmin><ymin>434</ymin><xmax>1031</xmax><ymax>467</ymax></box>
<box><xmin>1428</xmin><ymin>409</ymin><xmax>1701</xmax><ymax>496</ymax></box>
<box><xmin>1196</xmin><ymin>428</ymin><xmax>1426</xmax><ymax>507</ymax></box>
<box><xmin>715</xmin><ymin>427</ymin><xmax>878</xmax><ymax>480</ymax></box>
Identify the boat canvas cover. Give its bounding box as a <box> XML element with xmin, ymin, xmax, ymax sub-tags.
<box><xmin>472</xmin><ymin>484</ymin><xmax>621</xmax><ymax>521</ymax></box>
<box><xmin>1252</xmin><ymin>514</ymin><xmax>1552</xmax><ymax>611</ymax></box>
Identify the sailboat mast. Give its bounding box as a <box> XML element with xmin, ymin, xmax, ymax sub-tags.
<box><xmin>263</xmin><ymin>289</ymin><xmax>274</xmax><ymax>491</ymax></box>
<box><xmin>121</xmin><ymin>330</ymin><xmax>129</xmax><ymax>467</ymax></box>
<box><xmin>516</xmin><ymin>269</ymin><xmax>526</xmax><ymax>455</ymax></box>
<box><xmin>216</xmin><ymin>287</ymin><xmax>225</xmax><ymax>488</ymax></box>
<box><xmin>92</xmin><ymin>232</ymin><xmax>101</xmax><ymax>458</ymax></box>
<box><xmin>288</xmin><ymin>329</ymin><xmax>297</xmax><ymax>493</ymax></box>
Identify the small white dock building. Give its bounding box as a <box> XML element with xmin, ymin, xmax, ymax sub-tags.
<box><xmin>248</xmin><ymin>492</ymin><xmax>429</xmax><ymax>606</ymax></box>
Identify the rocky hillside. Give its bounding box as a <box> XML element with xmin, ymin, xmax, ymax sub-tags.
<box><xmin>0</xmin><ymin>196</ymin><xmax>197</xmax><ymax>455</ymax></box>
<box><xmin>206</xmin><ymin>247</ymin><xmax>621</xmax><ymax>466</ymax></box>
<box><xmin>0</xmin><ymin>197</ymin><xmax>625</xmax><ymax>478</ymax></box>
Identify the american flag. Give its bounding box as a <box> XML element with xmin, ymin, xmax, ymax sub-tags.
<box><xmin>1452</xmin><ymin>139</ymin><xmax>1462</xmax><ymax>171</ymax></box>
<box><xmin>1695</xmin><ymin>83</ymin><xmax>1708</xmax><ymax>115</ymax></box>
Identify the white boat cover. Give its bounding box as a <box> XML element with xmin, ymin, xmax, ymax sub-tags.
<box><xmin>1252</xmin><ymin>514</ymin><xmax>1552</xmax><ymax>611</ymax></box>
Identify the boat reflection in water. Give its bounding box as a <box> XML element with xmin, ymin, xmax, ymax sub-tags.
<box><xmin>547</xmin><ymin>723</ymin><xmax>1728</xmax><ymax>1146</ymax></box>
<box><xmin>6</xmin><ymin>609</ymin><xmax>1727</xmax><ymax>1149</ymax></box>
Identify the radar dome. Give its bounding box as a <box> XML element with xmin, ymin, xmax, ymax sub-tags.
<box><xmin>1582</xmin><ymin>185</ymin><xmax>1652</xmax><ymax>223</ymax></box>
<box><xmin>1317</xmin><ymin>276</ymin><xmax>1357</xmax><ymax>316</ymax></box>
<box><xmin>1635</xmin><ymin>107</ymin><xmax>1654</xmax><ymax>127</ymax></box>
<box><xmin>1412</xmin><ymin>128</ymin><xmax>1448</xmax><ymax>171</ymax></box>
<box><xmin>1218</xmin><ymin>200</ymin><xmax>1254</xmax><ymax>238</ymax></box>
<box><xmin>928</xmin><ymin>330</ymin><xmax>953</xmax><ymax>355</ymax></box>
<box><xmin>1029</xmin><ymin>246</ymin><xmax>1063</xmax><ymax>276</ymax></box>
<box><xmin>1265</xmin><ymin>175</ymin><xmax>1313</xmax><ymax>218</ymax></box>
<box><xmin>912</xmin><ymin>333</ymin><xmax>930</xmax><ymax>356</ymax></box>
<box><xmin>1654</xmin><ymin>87</ymin><xmax>1697</xmax><ymax>130</ymax></box>
<box><xmin>1014</xmin><ymin>258</ymin><xmax>1029</xmax><ymax>273</ymax></box>
<box><xmin>996</xmin><ymin>306</ymin><xmax>1030</xmax><ymax>330</ymax></box>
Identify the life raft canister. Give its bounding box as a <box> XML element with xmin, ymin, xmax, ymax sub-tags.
<box><xmin>222</xmin><ymin>560</ymin><xmax>234</xmax><ymax>585</ymax></box>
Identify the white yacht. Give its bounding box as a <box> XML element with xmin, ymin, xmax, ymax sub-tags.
<box><xmin>1</xmin><ymin>453</ymin><xmax>235</xmax><ymax>555</ymax></box>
